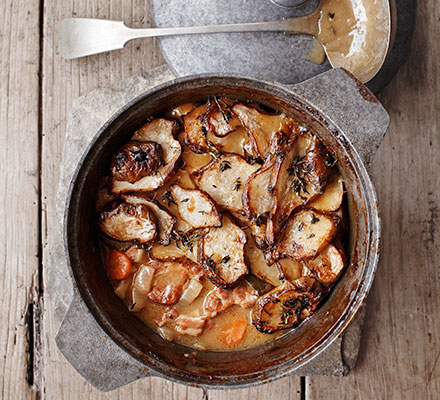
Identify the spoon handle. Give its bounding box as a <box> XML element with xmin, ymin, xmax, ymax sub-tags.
<box><xmin>58</xmin><ymin>17</ymin><xmax>318</xmax><ymax>60</ymax></box>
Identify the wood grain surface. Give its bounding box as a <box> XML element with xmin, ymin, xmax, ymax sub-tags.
<box><xmin>0</xmin><ymin>1</ymin><xmax>41</xmax><ymax>399</ymax></box>
<box><xmin>0</xmin><ymin>0</ymin><xmax>438</xmax><ymax>399</ymax></box>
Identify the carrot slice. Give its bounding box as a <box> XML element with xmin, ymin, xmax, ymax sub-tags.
<box><xmin>221</xmin><ymin>319</ymin><xmax>247</xmax><ymax>346</ymax></box>
<box><xmin>106</xmin><ymin>250</ymin><xmax>132</xmax><ymax>280</ymax></box>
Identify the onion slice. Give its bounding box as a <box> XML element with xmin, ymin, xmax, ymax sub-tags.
<box><xmin>130</xmin><ymin>264</ymin><xmax>155</xmax><ymax>312</ymax></box>
<box><xmin>176</xmin><ymin>279</ymin><xmax>203</xmax><ymax>309</ymax></box>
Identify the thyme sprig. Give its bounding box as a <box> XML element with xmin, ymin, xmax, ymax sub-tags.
<box><xmin>287</xmin><ymin>156</ymin><xmax>309</xmax><ymax>198</ymax></box>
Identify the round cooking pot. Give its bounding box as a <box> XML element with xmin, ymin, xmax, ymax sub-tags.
<box><xmin>60</xmin><ymin>68</ymin><xmax>389</xmax><ymax>390</ymax></box>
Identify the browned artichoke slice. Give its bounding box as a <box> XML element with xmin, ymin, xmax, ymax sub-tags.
<box><xmin>277</xmin><ymin>209</ymin><xmax>337</xmax><ymax>261</ymax></box>
<box><xmin>99</xmin><ymin>203</ymin><xmax>156</xmax><ymax>243</ymax></box>
<box><xmin>197</xmin><ymin>154</ymin><xmax>259</xmax><ymax>213</ymax></box>
<box><xmin>122</xmin><ymin>194</ymin><xmax>176</xmax><ymax>245</ymax></box>
<box><xmin>199</xmin><ymin>216</ymin><xmax>248</xmax><ymax>288</ymax></box>
<box><xmin>170</xmin><ymin>184</ymin><xmax>221</xmax><ymax>228</ymax></box>
<box><xmin>251</xmin><ymin>278</ymin><xmax>321</xmax><ymax>333</ymax></box>
<box><xmin>309</xmin><ymin>174</ymin><xmax>344</xmax><ymax>212</ymax></box>
<box><xmin>305</xmin><ymin>244</ymin><xmax>345</xmax><ymax>285</ymax></box>
<box><xmin>111</xmin><ymin>141</ymin><xmax>164</xmax><ymax>184</ymax></box>
<box><xmin>111</xmin><ymin>118</ymin><xmax>181</xmax><ymax>193</ymax></box>
<box><xmin>232</xmin><ymin>103</ymin><xmax>299</xmax><ymax>158</ymax></box>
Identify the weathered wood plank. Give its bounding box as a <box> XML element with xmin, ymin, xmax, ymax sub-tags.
<box><xmin>0</xmin><ymin>0</ymin><xmax>41</xmax><ymax>398</ymax></box>
<box><xmin>40</xmin><ymin>1</ymin><xmax>203</xmax><ymax>398</ymax></box>
<box><xmin>208</xmin><ymin>378</ymin><xmax>302</xmax><ymax>400</ymax></box>
<box><xmin>306</xmin><ymin>3</ymin><xmax>440</xmax><ymax>399</ymax></box>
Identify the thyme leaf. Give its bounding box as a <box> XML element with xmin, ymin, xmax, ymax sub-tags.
<box><xmin>218</xmin><ymin>160</ymin><xmax>232</xmax><ymax>172</ymax></box>
<box><xmin>233</xmin><ymin>177</ymin><xmax>242</xmax><ymax>191</ymax></box>
<box><xmin>221</xmin><ymin>255</ymin><xmax>231</xmax><ymax>264</ymax></box>
<box><xmin>310</xmin><ymin>213</ymin><xmax>320</xmax><ymax>224</ymax></box>
<box><xmin>162</xmin><ymin>190</ymin><xmax>176</xmax><ymax>206</ymax></box>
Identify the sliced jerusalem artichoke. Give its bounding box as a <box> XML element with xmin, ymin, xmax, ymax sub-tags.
<box><xmin>112</xmin><ymin>118</ymin><xmax>181</xmax><ymax>193</ymax></box>
<box><xmin>277</xmin><ymin>209</ymin><xmax>337</xmax><ymax>261</ymax></box>
<box><xmin>266</xmin><ymin>134</ymin><xmax>325</xmax><ymax>244</ymax></box>
<box><xmin>197</xmin><ymin>154</ymin><xmax>259</xmax><ymax>213</ymax></box>
<box><xmin>183</xmin><ymin>104</ymin><xmax>210</xmax><ymax>153</ymax></box>
<box><xmin>183</xmin><ymin>102</ymin><xmax>254</xmax><ymax>158</ymax></box>
<box><xmin>245</xmin><ymin>235</ymin><xmax>283</xmax><ymax>287</ymax></box>
<box><xmin>207</xmin><ymin>97</ymin><xmax>242</xmax><ymax>137</ymax></box>
<box><xmin>309</xmin><ymin>174</ymin><xmax>344</xmax><ymax>213</ymax></box>
<box><xmin>243</xmin><ymin>161</ymin><xmax>275</xmax><ymax>220</ymax></box>
<box><xmin>200</xmin><ymin>216</ymin><xmax>248</xmax><ymax>288</ymax></box>
<box><xmin>99</xmin><ymin>203</ymin><xmax>157</xmax><ymax>243</ymax></box>
<box><xmin>170</xmin><ymin>184</ymin><xmax>221</xmax><ymax>228</ymax></box>
<box><xmin>251</xmin><ymin>278</ymin><xmax>321</xmax><ymax>333</ymax></box>
<box><xmin>168</xmin><ymin>103</ymin><xmax>196</xmax><ymax>121</ymax></box>
<box><xmin>232</xmin><ymin>103</ymin><xmax>299</xmax><ymax>158</ymax></box>
<box><xmin>123</xmin><ymin>194</ymin><xmax>176</xmax><ymax>245</ymax></box>
<box><xmin>150</xmin><ymin>229</ymin><xmax>203</xmax><ymax>264</ymax></box>
<box><xmin>111</xmin><ymin>141</ymin><xmax>164</xmax><ymax>184</ymax></box>
<box><xmin>276</xmin><ymin>258</ymin><xmax>305</xmax><ymax>283</ymax></box>
<box><xmin>230</xmin><ymin>211</ymin><xmax>268</xmax><ymax>250</ymax></box>
<box><xmin>302</xmin><ymin>136</ymin><xmax>332</xmax><ymax>194</ymax></box>
<box><xmin>305</xmin><ymin>244</ymin><xmax>345</xmax><ymax>285</ymax></box>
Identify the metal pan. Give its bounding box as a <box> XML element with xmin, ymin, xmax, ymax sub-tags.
<box><xmin>62</xmin><ymin>68</ymin><xmax>388</xmax><ymax>389</ymax></box>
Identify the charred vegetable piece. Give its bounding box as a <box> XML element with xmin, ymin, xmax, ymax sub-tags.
<box><xmin>183</xmin><ymin>102</ymin><xmax>253</xmax><ymax>158</ymax></box>
<box><xmin>302</xmin><ymin>136</ymin><xmax>332</xmax><ymax>193</ymax></box>
<box><xmin>232</xmin><ymin>103</ymin><xmax>299</xmax><ymax>158</ymax></box>
<box><xmin>99</xmin><ymin>203</ymin><xmax>157</xmax><ymax>243</ymax></box>
<box><xmin>305</xmin><ymin>244</ymin><xmax>345</xmax><ymax>285</ymax></box>
<box><xmin>183</xmin><ymin>104</ymin><xmax>210</xmax><ymax>153</ymax></box>
<box><xmin>251</xmin><ymin>278</ymin><xmax>321</xmax><ymax>333</ymax></box>
<box><xmin>200</xmin><ymin>216</ymin><xmax>248</xmax><ymax>288</ymax></box>
<box><xmin>106</xmin><ymin>250</ymin><xmax>132</xmax><ymax>280</ymax></box>
<box><xmin>112</xmin><ymin>118</ymin><xmax>181</xmax><ymax>193</ymax></box>
<box><xmin>309</xmin><ymin>174</ymin><xmax>344</xmax><ymax>212</ymax></box>
<box><xmin>230</xmin><ymin>211</ymin><xmax>268</xmax><ymax>250</ymax></box>
<box><xmin>277</xmin><ymin>209</ymin><xmax>337</xmax><ymax>261</ymax></box>
<box><xmin>245</xmin><ymin>235</ymin><xmax>283</xmax><ymax>287</ymax></box>
<box><xmin>123</xmin><ymin>194</ymin><xmax>176</xmax><ymax>245</ymax></box>
<box><xmin>111</xmin><ymin>141</ymin><xmax>164</xmax><ymax>184</ymax></box>
<box><xmin>276</xmin><ymin>258</ymin><xmax>304</xmax><ymax>283</ymax></box>
<box><xmin>170</xmin><ymin>184</ymin><xmax>221</xmax><ymax>228</ymax></box>
<box><xmin>208</xmin><ymin>98</ymin><xmax>242</xmax><ymax>137</ymax></box>
<box><xmin>266</xmin><ymin>134</ymin><xmax>321</xmax><ymax>244</ymax></box>
<box><xmin>243</xmin><ymin>160</ymin><xmax>275</xmax><ymax>220</ymax></box>
<box><xmin>197</xmin><ymin>154</ymin><xmax>259</xmax><ymax>213</ymax></box>
<box><xmin>148</xmin><ymin>261</ymin><xmax>189</xmax><ymax>305</ymax></box>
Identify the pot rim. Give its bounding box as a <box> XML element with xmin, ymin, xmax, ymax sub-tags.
<box><xmin>64</xmin><ymin>73</ymin><xmax>381</xmax><ymax>388</ymax></box>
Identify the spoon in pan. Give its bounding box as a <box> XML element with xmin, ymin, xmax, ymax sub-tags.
<box><xmin>58</xmin><ymin>0</ymin><xmax>391</xmax><ymax>83</ymax></box>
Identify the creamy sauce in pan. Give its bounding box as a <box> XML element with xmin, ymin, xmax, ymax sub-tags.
<box><xmin>304</xmin><ymin>0</ymin><xmax>390</xmax><ymax>82</ymax></box>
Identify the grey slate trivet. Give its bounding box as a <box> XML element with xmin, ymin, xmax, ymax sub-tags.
<box><xmin>53</xmin><ymin>64</ymin><xmax>366</xmax><ymax>391</ymax></box>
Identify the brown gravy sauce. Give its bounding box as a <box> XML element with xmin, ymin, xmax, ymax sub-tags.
<box><xmin>307</xmin><ymin>0</ymin><xmax>390</xmax><ymax>82</ymax></box>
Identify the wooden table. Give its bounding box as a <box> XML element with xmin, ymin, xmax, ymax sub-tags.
<box><xmin>1</xmin><ymin>1</ymin><xmax>438</xmax><ymax>398</ymax></box>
